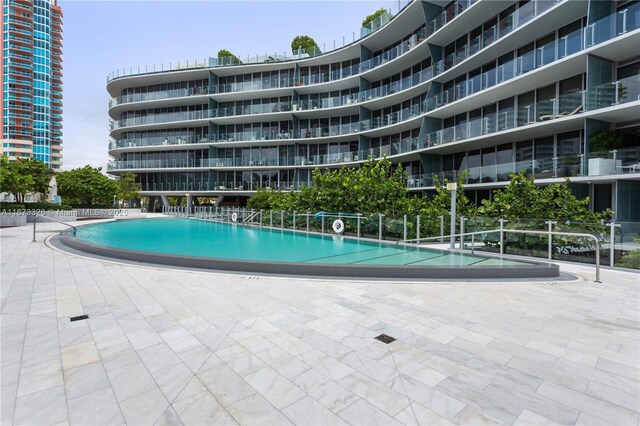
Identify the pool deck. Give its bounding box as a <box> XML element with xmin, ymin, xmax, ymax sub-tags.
<box><xmin>1</xmin><ymin>221</ymin><xmax>639</xmax><ymax>425</ymax></box>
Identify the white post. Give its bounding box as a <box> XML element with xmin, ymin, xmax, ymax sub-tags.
<box><xmin>416</xmin><ymin>215</ymin><xmax>420</xmax><ymax>243</ymax></box>
<box><xmin>499</xmin><ymin>218</ymin><xmax>508</xmax><ymax>255</ymax></box>
<box><xmin>607</xmin><ymin>221</ymin><xmax>621</xmax><ymax>267</ymax></box>
<box><xmin>439</xmin><ymin>215</ymin><xmax>444</xmax><ymax>242</ymax></box>
<box><xmin>545</xmin><ymin>220</ymin><xmax>557</xmax><ymax>260</ymax></box>
<box><xmin>357</xmin><ymin>214</ymin><xmax>361</xmax><ymax>238</ymax></box>
<box><xmin>403</xmin><ymin>215</ymin><xmax>407</xmax><ymax>241</ymax></box>
<box><xmin>447</xmin><ymin>183</ymin><xmax>457</xmax><ymax>249</ymax></box>
<box><xmin>378</xmin><ymin>214</ymin><xmax>384</xmax><ymax>240</ymax></box>
<box><xmin>460</xmin><ymin>216</ymin><xmax>466</xmax><ymax>249</ymax></box>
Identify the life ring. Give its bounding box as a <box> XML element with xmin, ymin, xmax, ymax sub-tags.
<box><xmin>231</xmin><ymin>212</ymin><xmax>238</xmax><ymax>222</ymax></box>
<box><xmin>332</xmin><ymin>219</ymin><xmax>344</xmax><ymax>234</ymax></box>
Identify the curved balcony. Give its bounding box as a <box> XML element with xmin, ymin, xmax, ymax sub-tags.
<box><xmin>411</xmin><ymin>147</ymin><xmax>640</xmax><ymax>189</ymax></box>
<box><xmin>110</xmin><ymin>86</ymin><xmax>210</xmax><ymax>107</ymax></box>
<box><xmin>108</xmin><ymin>158</ymin><xmax>210</xmax><ymax>171</ymax></box>
<box><xmin>425</xmin><ymin>76</ymin><xmax>640</xmax><ymax>149</ymax></box>
<box><xmin>109</xmin><ymin>135</ymin><xmax>210</xmax><ymax>151</ymax></box>
<box><xmin>110</xmin><ymin>110</ymin><xmax>210</xmax><ymax>131</ymax></box>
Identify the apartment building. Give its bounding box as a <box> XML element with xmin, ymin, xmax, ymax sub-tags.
<box><xmin>107</xmin><ymin>0</ymin><xmax>640</xmax><ymax>220</ymax></box>
<box><xmin>1</xmin><ymin>0</ymin><xmax>63</xmax><ymax>169</ymax></box>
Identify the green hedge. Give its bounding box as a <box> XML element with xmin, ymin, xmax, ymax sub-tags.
<box><xmin>0</xmin><ymin>202</ymin><xmax>73</xmax><ymax>211</ymax></box>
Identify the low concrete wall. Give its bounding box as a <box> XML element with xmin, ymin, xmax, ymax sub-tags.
<box><xmin>0</xmin><ymin>213</ymin><xmax>27</xmax><ymax>227</ymax></box>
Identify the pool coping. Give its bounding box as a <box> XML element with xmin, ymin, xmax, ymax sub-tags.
<box><xmin>56</xmin><ymin>224</ymin><xmax>560</xmax><ymax>280</ymax></box>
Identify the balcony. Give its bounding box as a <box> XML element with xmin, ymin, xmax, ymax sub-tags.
<box><xmin>111</xmin><ymin>110</ymin><xmax>210</xmax><ymax>131</ymax></box>
<box><xmin>111</xmin><ymin>86</ymin><xmax>209</xmax><ymax>107</ymax></box>
<box><xmin>425</xmin><ymin>75</ymin><xmax>639</xmax><ymax>148</ymax></box>
<box><xmin>411</xmin><ymin>146</ymin><xmax>640</xmax><ymax>188</ymax></box>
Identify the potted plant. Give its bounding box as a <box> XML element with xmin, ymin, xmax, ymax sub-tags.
<box><xmin>588</xmin><ymin>130</ymin><xmax>623</xmax><ymax>176</ymax></box>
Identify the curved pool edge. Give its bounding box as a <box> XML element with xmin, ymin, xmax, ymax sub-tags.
<box><xmin>56</xmin><ymin>230</ymin><xmax>560</xmax><ymax>280</ymax></box>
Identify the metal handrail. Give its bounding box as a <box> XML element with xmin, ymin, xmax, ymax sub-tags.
<box><xmin>243</xmin><ymin>211</ymin><xmax>260</xmax><ymax>223</ymax></box>
<box><xmin>397</xmin><ymin>228</ymin><xmax>601</xmax><ymax>283</ymax></box>
<box><xmin>32</xmin><ymin>212</ymin><xmax>77</xmax><ymax>242</ymax></box>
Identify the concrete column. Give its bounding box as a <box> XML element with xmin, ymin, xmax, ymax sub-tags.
<box><xmin>160</xmin><ymin>195</ymin><xmax>170</xmax><ymax>206</ymax></box>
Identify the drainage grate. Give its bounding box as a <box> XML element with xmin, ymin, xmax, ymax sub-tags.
<box><xmin>375</xmin><ymin>334</ymin><xmax>396</xmax><ymax>344</ymax></box>
<box><xmin>69</xmin><ymin>314</ymin><xmax>89</xmax><ymax>322</ymax></box>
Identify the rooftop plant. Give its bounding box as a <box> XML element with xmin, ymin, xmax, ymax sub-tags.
<box><xmin>291</xmin><ymin>35</ymin><xmax>321</xmax><ymax>56</ymax></box>
<box><xmin>362</xmin><ymin>8</ymin><xmax>389</xmax><ymax>28</ymax></box>
<box><xmin>217</xmin><ymin>49</ymin><xmax>242</xmax><ymax>65</ymax></box>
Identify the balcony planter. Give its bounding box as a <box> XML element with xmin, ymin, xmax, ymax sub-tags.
<box><xmin>588</xmin><ymin>158</ymin><xmax>621</xmax><ymax>176</ymax></box>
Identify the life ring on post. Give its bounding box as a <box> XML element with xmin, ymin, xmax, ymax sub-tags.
<box><xmin>231</xmin><ymin>212</ymin><xmax>238</xmax><ymax>222</ymax></box>
<box><xmin>332</xmin><ymin>219</ymin><xmax>345</xmax><ymax>234</ymax></box>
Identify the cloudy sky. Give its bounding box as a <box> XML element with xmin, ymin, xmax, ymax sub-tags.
<box><xmin>59</xmin><ymin>0</ymin><xmax>399</xmax><ymax>171</ymax></box>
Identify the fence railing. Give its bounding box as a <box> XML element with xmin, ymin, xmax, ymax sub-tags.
<box><xmin>397</xmin><ymin>228</ymin><xmax>601</xmax><ymax>282</ymax></box>
<box><xmin>159</xmin><ymin>207</ymin><xmax>635</xmax><ymax>271</ymax></box>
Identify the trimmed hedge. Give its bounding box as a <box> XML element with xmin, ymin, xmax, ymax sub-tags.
<box><xmin>0</xmin><ymin>202</ymin><xmax>73</xmax><ymax>211</ymax></box>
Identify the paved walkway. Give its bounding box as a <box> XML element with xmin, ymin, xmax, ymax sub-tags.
<box><xmin>1</xmin><ymin>221</ymin><xmax>638</xmax><ymax>425</ymax></box>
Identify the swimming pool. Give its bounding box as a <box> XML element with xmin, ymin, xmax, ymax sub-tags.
<box><xmin>57</xmin><ymin>218</ymin><xmax>559</xmax><ymax>279</ymax></box>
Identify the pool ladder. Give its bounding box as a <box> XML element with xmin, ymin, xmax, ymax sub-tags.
<box><xmin>243</xmin><ymin>211</ymin><xmax>260</xmax><ymax>225</ymax></box>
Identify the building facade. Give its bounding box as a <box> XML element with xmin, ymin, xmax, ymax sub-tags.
<box><xmin>1</xmin><ymin>0</ymin><xmax>63</xmax><ymax>169</ymax></box>
<box><xmin>107</xmin><ymin>0</ymin><xmax>640</xmax><ymax>220</ymax></box>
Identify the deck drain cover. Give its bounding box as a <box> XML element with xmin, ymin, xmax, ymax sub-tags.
<box><xmin>69</xmin><ymin>314</ymin><xmax>89</xmax><ymax>322</ymax></box>
<box><xmin>375</xmin><ymin>334</ymin><xmax>396</xmax><ymax>344</ymax></box>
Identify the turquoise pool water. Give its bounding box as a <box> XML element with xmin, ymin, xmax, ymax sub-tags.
<box><xmin>73</xmin><ymin>218</ymin><xmax>528</xmax><ymax>267</ymax></box>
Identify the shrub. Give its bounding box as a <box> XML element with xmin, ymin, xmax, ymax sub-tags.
<box><xmin>618</xmin><ymin>237</ymin><xmax>640</xmax><ymax>269</ymax></box>
<box><xmin>291</xmin><ymin>35</ymin><xmax>321</xmax><ymax>56</ymax></box>
<box><xmin>217</xmin><ymin>49</ymin><xmax>242</xmax><ymax>65</ymax></box>
<box><xmin>362</xmin><ymin>8</ymin><xmax>388</xmax><ymax>28</ymax></box>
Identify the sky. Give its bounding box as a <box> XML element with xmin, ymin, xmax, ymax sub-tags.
<box><xmin>58</xmin><ymin>0</ymin><xmax>399</xmax><ymax>171</ymax></box>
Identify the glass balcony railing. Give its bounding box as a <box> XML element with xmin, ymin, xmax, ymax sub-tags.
<box><xmin>111</xmin><ymin>86</ymin><xmax>209</xmax><ymax>107</ymax></box>
<box><xmin>429</xmin><ymin>2</ymin><xmax>639</xmax><ymax>108</ymax></box>
<box><xmin>213</xmin><ymin>78</ymin><xmax>295</xmax><ymax>94</ymax></box>
<box><xmin>585</xmin><ymin>147</ymin><xmax>640</xmax><ymax>177</ymax></box>
<box><xmin>586</xmin><ymin>75</ymin><xmax>640</xmax><ymax>110</ymax></box>
<box><xmin>357</xmin><ymin>67</ymin><xmax>433</xmax><ymax>103</ymax></box>
<box><xmin>409</xmin><ymin>147</ymin><xmax>640</xmax><ymax>188</ymax></box>
<box><xmin>111</xmin><ymin>110</ymin><xmax>210</xmax><ymax>130</ymax></box>
<box><xmin>211</xmin><ymin>102</ymin><xmax>292</xmax><ymax>118</ymax></box>
<box><xmin>109</xmin><ymin>135</ymin><xmax>210</xmax><ymax>150</ymax></box>
<box><xmin>431</xmin><ymin>0</ymin><xmax>562</xmax><ymax>78</ymax></box>
<box><xmin>295</xmin><ymin>122</ymin><xmax>360</xmax><ymax>139</ymax></box>
<box><xmin>361</xmin><ymin>103</ymin><xmax>424</xmax><ymax>131</ymax></box>
<box><xmin>108</xmin><ymin>158</ymin><xmax>210</xmax><ymax>170</ymax></box>
<box><xmin>138</xmin><ymin>181</ymin><xmax>302</xmax><ymax>192</ymax></box>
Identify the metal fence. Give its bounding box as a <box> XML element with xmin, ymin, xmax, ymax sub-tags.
<box><xmin>161</xmin><ymin>206</ymin><xmax>638</xmax><ymax>269</ymax></box>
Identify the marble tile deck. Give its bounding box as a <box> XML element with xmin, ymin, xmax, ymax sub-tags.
<box><xmin>1</xmin><ymin>221</ymin><xmax>638</xmax><ymax>425</ymax></box>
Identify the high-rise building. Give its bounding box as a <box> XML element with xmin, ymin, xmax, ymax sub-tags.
<box><xmin>1</xmin><ymin>0</ymin><xmax>63</xmax><ymax>169</ymax></box>
<box><xmin>107</xmin><ymin>0</ymin><xmax>639</xmax><ymax>219</ymax></box>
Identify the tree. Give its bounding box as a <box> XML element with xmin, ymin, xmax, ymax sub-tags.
<box><xmin>291</xmin><ymin>35</ymin><xmax>320</xmax><ymax>56</ymax></box>
<box><xmin>478</xmin><ymin>172</ymin><xmax>611</xmax><ymax>255</ymax></box>
<box><xmin>18</xmin><ymin>158</ymin><xmax>52</xmax><ymax>197</ymax></box>
<box><xmin>478</xmin><ymin>172</ymin><xmax>610</xmax><ymax>222</ymax></box>
<box><xmin>362</xmin><ymin>8</ymin><xmax>389</xmax><ymax>28</ymax></box>
<box><xmin>0</xmin><ymin>156</ymin><xmax>51</xmax><ymax>202</ymax></box>
<box><xmin>0</xmin><ymin>156</ymin><xmax>18</xmax><ymax>196</ymax></box>
<box><xmin>57</xmin><ymin>166</ymin><xmax>118</xmax><ymax>207</ymax></box>
<box><xmin>588</xmin><ymin>129</ymin><xmax>622</xmax><ymax>153</ymax></box>
<box><xmin>117</xmin><ymin>172</ymin><xmax>141</xmax><ymax>206</ymax></box>
<box><xmin>217</xmin><ymin>49</ymin><xmax>242</xmax><ymax>65</ymax></box>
